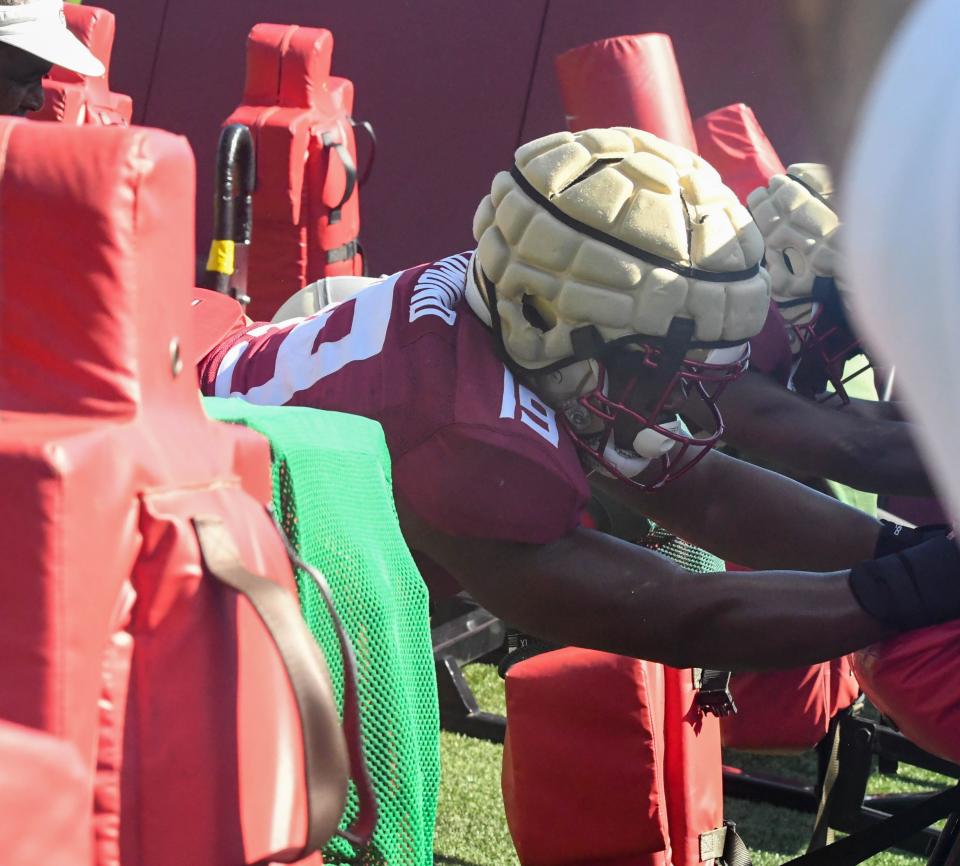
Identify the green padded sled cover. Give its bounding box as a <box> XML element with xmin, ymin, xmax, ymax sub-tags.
<box><xmin>204</xmin><ymin>398</ymin><xmax>440</xmax><ymax>866</ymax></box>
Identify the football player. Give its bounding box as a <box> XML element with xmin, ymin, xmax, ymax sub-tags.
<box><xmin>197</xmin><ymin>127</ymin><xmax>959</xmax><ymax>671</ymax></box>
<box><xmin>682</xmin><ymin>163</ymin><xmax>932</xmax><ymax>505</ymax></box>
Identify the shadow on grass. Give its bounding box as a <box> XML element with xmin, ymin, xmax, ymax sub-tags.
<box><xmin>887</xmin><ymin>772</ymin><xmax>952</xmax><ymax>790</ymax></box>
<box><xmin>435</xmin><ymin>855</ymin><xmax>492</xmax><ymax>866</ymax></box>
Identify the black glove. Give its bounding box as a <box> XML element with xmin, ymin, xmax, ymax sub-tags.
<box><xmin>874</xmin><ymin>519</ymin><xmax>951</xmax><ymax>559</ymax></box>
<box><xmin>851</xmin><ymin>534</ymin><xmax>960</xmax><ymax>630</ymax></box>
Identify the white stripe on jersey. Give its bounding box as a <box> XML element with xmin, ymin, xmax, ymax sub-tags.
<box><xmin>216</xmin><ymin>273</ymin><xmax>399</xmax><ymax>405</ymax></box>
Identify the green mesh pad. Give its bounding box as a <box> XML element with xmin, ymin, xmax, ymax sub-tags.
<box><xmin>203</xmin><ymin>398</ymin><xmax>440</xmax><ymax>866</ymax></box>
<box><xmin>638</xmin><ymin>523</ymin><xmax>725</xmax><ymax>573</ymax></box>
<box><xmin>588</xmin><ymin>490</ymin><xmax>725</xmax><ymax>574</ymax></box>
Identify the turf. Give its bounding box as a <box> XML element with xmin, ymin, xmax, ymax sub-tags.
<box><xmin>434</xmin><ymin>664</ymin><xmax>950</xmax><ymax>866</ymax></box>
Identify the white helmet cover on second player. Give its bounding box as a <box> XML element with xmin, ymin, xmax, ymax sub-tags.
<box><xmin>747</xmin><ymin>163</ymin><xmax>843</xmax><ymax>340</ymax></box>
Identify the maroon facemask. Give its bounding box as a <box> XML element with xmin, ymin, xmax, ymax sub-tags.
<box><xmin>561</xmin><ymin>341</ymin><xmax>750</xmax><ymax>490</ymax></box>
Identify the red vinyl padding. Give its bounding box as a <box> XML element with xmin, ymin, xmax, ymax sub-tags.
<box><xmin>502</xmin><ymin>649</ymin><xmax>669</xmax><ymax>865</ymax></box>
<box><xmin>693</xmin><ymin>103</ymin><xmax>785</xmax><ymax>204</ymax></box>
<box><xmin>0</xmin><ymin>119</ymin><xmax>336</xmax><ymax>865</ymax></box>
<box><xmin>662</xmin><ymin>666</ymin><xmax>724</xmax><ymax>866</ymax></box>
<box><xmin>0</xmin><ymin>721</ymin><xmax>91</xmax><ymax>866</ymax></box>
<box><xmin>502</xmin><ymin>650</ymin><xmax>726</xmax><ymax>866</ymax></box>
<box><xmin>721</xmin><ymin>658</ymin><xmax>860</xmax><ymax>752</ymax></box>
<box><xmin>226</xmin><ymin>23</ymin><xmax>365</xmax><ymax>320</ymax></box>
<box><xmin>722</xmin><ymin>554</ymin><xmax>860</xmax><ymax>752</ymax></box>
<box><xmin>555</xmin><ymin>33</ymin><xmax>697</xmax><ymax>151</ymax></box>
<box><xmin>35</xmin><ymin>5</ymin><xmax>132</xmax><ymax>126</ymax></box>
<box><xmin>855</xmin><ymin>623</ymin><xmax>960</xmax><ymax>763</ymax></box>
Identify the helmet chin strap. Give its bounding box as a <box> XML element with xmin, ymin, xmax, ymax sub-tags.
<box><xmin>594</xmin><ymin>417</ymin><xmax>689</xmax><ymax>480</ymax></box>
<box><xmin>464</xmin><ymin>252</ymin><xmax>493</xmax><ymax>326</ymax></box>
<box><xmin>634</xmin><ymin>421</ymin><xmax>685</xmax><ymax>459</ymax></box>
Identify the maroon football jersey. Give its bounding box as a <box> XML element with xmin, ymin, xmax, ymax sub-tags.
<box><xmin>199</xmin><ymin>252</ymin><xmax>590</xmax><ymax>547</ymax></box>
<box><xmin>748</xmin><ymin>300</ymin><xmax>793</xmax><ymax>387</ymax></box>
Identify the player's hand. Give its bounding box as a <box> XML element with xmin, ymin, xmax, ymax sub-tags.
<box><xmin>852</xmin><ymin>533</ymin><xmax>960</xmax><ymax>630</ymax></box>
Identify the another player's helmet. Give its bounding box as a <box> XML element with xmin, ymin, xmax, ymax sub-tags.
<box><xmin>747</xmin><ymin>164</ymin><xmax>868</xmax><ymax>402</ymax></box>
<box><xmin>467</xmin><ymin>127</ymin><xmax>770</xmax><ymax>488</ymax></box>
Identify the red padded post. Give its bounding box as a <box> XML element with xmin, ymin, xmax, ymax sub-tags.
<box><xmin>694</xmin><ymin>103</ymin><xmax>785</xmax><ymax>204</ymax></box>
<box><xmin>226</xmin><ymin>23</ymin><xmax>365</xmax><ymax>320</ymax></box>
<box><xmin>555</xmin><ymin>34</ymin><xmax>697</xmax><ymax>152</ymax></box>
<box><xmin>36</xmin><ymin>5</ymin><xmax>133</xmax><ymax>125</ymax></box>
<box><xmin>0</xmin><ymin>119</ymin><xmax>335</xmax><ymax>865</ymax></box>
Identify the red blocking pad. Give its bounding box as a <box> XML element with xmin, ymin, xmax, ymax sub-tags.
<box><xmin>502</xmin><ymin>649</ymin><xmax>669</xmax><ymax>865</ymax></box>
<box><xmin>501</xmin><ymin>649</ymin><xmax>734</xmax><ymax>865</ymax></box>
<box><xmin>855</xmin><ymin>623</ymin><xmax>960</xmax><ymax>763</ymax></box>
<box><xmin>0</xmin><ymin>119</ymin><xmax>339</xmax><ymax>865</ymax></box>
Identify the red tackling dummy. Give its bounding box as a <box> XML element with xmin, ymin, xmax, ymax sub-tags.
<box><xmin>693</xmin><ymin>104</ymin><xmax>785</xmax><ymax>205</ymax></box>
<box><xmin>555</xmin><ymin>34</ymin><xmax>698</xmax><ymax>151</ymax></box>
<box><xmin>0</xmin><ymin>119</ymin><xmax>352</xmax><ymax>865</ymax></box>
<box><xmin>0</xmin><ymin>721</ymin><xmax>91</xmax><ymax>866</ymax></box>
<box><xmin>502</xmin><ymin>651</ymin><xmax>729</xmax><ymax>866</ymax></box>
<box><xmin>855</xmin><ymin>623</ymin><xmax>960</xmax><ymax>763</ymax></box>
<box><xmin>34</xmin><ymin>5</ymin><xmax>132</xmax><ymax>126</ymax></box>
<box><xmin>225</xmin><ymin>24</ymin><xmax>368</xmax><ymax>320</ymax></box>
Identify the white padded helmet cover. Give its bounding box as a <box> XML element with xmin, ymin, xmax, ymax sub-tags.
<box><xmin>471</xmin><ymin>127</ymin><xmax>771</xmax><ymax>371</ymax></box>
<box><xmin>747</xmin><ymin>163</ymin><xmax>843</xmax><ymax>308</ymax></box>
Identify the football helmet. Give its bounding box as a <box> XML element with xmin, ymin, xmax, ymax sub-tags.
<box><xmin>748</xmin><ymin>164</ymin><xmax>868</xmax><ymax>402</ymax></box>
<box><xmin>467</xmin><ymin>127</ymin><xmax>770</xmax><ymax>488</ymax></box>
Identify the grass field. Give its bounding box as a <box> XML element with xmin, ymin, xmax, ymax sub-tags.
<box><xmin>433</xmin><ymin>664</ymin><xmax>950</xmax><ymax>866</ymax></box>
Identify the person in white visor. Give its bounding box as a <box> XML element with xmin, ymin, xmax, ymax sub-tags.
<box><xmin>0</xmin><ymin>0</ymin><xmax>103</xmax><ymax>116</ymax></box>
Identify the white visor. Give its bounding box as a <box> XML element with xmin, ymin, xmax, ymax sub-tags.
<box><xmin>0</xmin><ymin>0</ymin><xmax>104</xmax><ymax>77</ymax></box>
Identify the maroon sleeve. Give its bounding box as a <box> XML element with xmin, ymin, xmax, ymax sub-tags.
<box><xmin>748</xmin><ymin>301</ymin><xmax>793</xmax><ymax>387</ymax></box>
<box><xmin>393</xmin><ymin>422</ymin><xmax>589</xmax><ymax>544</ymax></box>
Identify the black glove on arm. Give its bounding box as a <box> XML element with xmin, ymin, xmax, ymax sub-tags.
<box><xmin>850</xmin><ymin>534</ymin><xmax>960</xmax><ymax>630</ymax></box>
<box><xmin>874</xmin><ymin>519</ymin><xmax>951</xmax><ymax>558</ymax></box>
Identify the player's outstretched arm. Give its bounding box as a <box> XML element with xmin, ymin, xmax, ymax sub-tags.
<box><xmin>596</xmin><ymin>447</ymin><xmax>883</xmax><ymax>572</ymax></box>
<box><xmin>400</xmin><ymin>499</ymin><xmax>898</xmax><ymax>671</ymax></box>
<box><xmin>683</xmin><ymin>370</ymin><xmax>933</xmax><ymax>496</ymax></box>
<box><xmin>838</xmin><ymin>394</ymin><xmax>905</xmax><ymax>423</ymax></box>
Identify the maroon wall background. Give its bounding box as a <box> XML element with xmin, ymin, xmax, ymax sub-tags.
<box><xmin>98</xmin><ymin>0</ymin><xmax>817</xmax><ymax>277</ymax></box>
